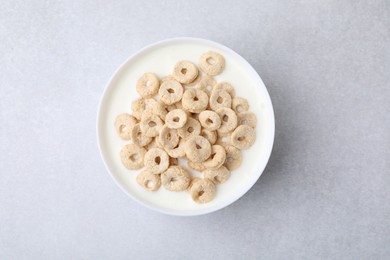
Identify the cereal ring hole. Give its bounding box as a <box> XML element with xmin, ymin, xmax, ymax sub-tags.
<box><xmin>119</xmin><ymin>125</ymin><xmax>130</xmax><ymax>133</ymax></box>
<box><xmin>196</xmin><ymin>144</ymin><xmax>202</xmax><ymax>149</ymax></box>
<box><xmin>206</xmin><ymin>118</ymin><xmax>213</xmax><ymax>125</ymax></box>
<box><xmin>173</xmin><ymin>116</ymin><xmax>180</xmax><ymax>122</ymax></box>
<box><xmin>167</xmin><ymin>88</ymin><xmax>175</xmax><ymax>93</ymax></box>
<box><xmin>222</xmin><ymin>115</ymin><xmax>229</xmax><ymax>122</ymax></box>
<box><xmin>194</xmin><ymin>96</ymin><xmax>199</xmax><ymax>101</ymax></box>
<box><xmin>171</xmin><ymin>177</ymin><xmax>178</xmax><ymax>182</ymax></box>
<box><xmin>181</xmin><ymin>68</ymin><xmax>187</xmax><ymax>74</ymax></box>
<box><xmin>129</xmin><ymin>153</ymin><xmax>139</xmax><ymax>162</ymax></box>
<box><xmin>237</xmin><ymin>105</ymin><xmax>243</xmax><ymax>112</ymax></box>
<box><xmin>145</xmin><ymin>180</ymin><xmax>154</xmax><ymax>188</ymax></box>
<box><xmin>148</xmin><ymin>121</ymin><xmax>157</xmax><ymax>127</ymax></box>
<box><xmin>154</xmin><ymin>156</ymin><xmax>161</xmax><ymax>164</ymax></box>
<box><xmin>188</xmin><ymin>127</ymin><xmax>194</xmax><ymax>133</ymax></box>
<box><xmin>217</xmin><ymin>96</ymin><xmax>223</xmax><ymax>104</ymax></box>
<box><xmin>227</xmin><ymin>157</ymin><xmax>234</xmax><ymax>163</ymax></box>
<box><xmin>146</xmin><ymin>81</ymin><xmax>151</xmax><ymax>87</ymax></box>
<box><xmin>206</xmin><ymin>58</ymin><xmax>215</xmax><ymax>65</ymax></box>
<box><xmin>214</xmin><ymin>176</ymin><xmax>221</xmax><ymax>182</ymax></box>
<box><xmin>238</xmin><ymin>136</ymin><xmax>245</xmax><ymax>142</ymax></box>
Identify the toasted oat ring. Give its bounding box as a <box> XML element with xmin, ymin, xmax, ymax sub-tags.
<box><xmin>136</xmin><ymin>73</ymin><xmax>160</xmax><ymax>98</ymax></box>
<box><xmin>189</xmin><ymin>178</ymin><xmax>216</xmax><ymax>204</ymax></box>
<box><xmin>140</xmin><ymin>112</ymin><xmax>163</xmax><ymax>137</ymax></box>
<box><xmin>200</xmin><ymin>129</ymin><xmax>217</xmax><ymax>145</ymax></box>
<box><xmin>203</xmin><ymin>145</ymin><xmax>226</xmax><ymax>170</ymax></box>
<box><xmin>114</xmin><ymin>113</ymin><xmax>137</xmax><ymax>140</ymax></box>
<box><xmin>152</xmin><ymin>101</ymin><xmax>169</xmax><ymax>121</ymax></box>
<box><xmin>232</xmin><ymin>97</ymin><xmax>249</xmax><ymax>113</ymax></box>
<box><xmin>185</xmin><ymin>136</ymin><xmax>212</xmax><ymax>163</ymax></box>
<box><xmin>209</xmin><ymin>89</ymin><xmax>232</xmax><ymax>111</ymax></box>
<box><xmin>136</xmin><ymin>170</ymin><xmax>161</xmax><ymax>191</ymax></box>
<box><xmin>158</xmin><ymin>125</ymin><xmax>179</xmax><ymax>150</ymax></box>
<box><xmin>231</xmin><ymin>125</ymin><xmax>256</xmax><ymax>150</ymax></box>
<box><xmin>120</xmin><ymin>144</ymin><xmax>146</xmax><ymax>170</ymax></box>
<box><xmin>158</xmin><ymin>80</ymin><xmax>183</xmax><ymax>105</ymax></box>
<box><xmin>199</xmin><ymin>110</ymin><xmax>221</xmax><ymax>131</ymax></box>
<box><xmin>237</xmin><ymin>112</ymin><xmax>257</xmax><ymax>128</ymax></box>
<box><xmin>165</xmin><ymin>138</ymin><xmax>186</xmax><ymax>158</ymax></box>
<box><xmin>131</xmin><ymin>98</ymin><xmax>157</xmax><ymax>120</ymax></box>
<box><xmin>177</xmin><ymin>118</ymin><xmax>201</xmax><ymax>140</ymax></box>
<box><xmin>214</xmin><ymin>82</ymin><xmax>236</xmax><ymax>97</ymax></box>
<box><xmin>216</xmin><ymin>107</ymin><xmax>237</xmax><ymax>134</ymax></box>
<box><xmin>216</xmin><ymin>131</ymin><xmax>232</xmax><ymax>147</ymax></box>
<box><xmin>144</xmin><ymin>148</ymin><xmax>169</xmax><ymax>174</ymax></box>
<box><xmin>184</xmin><ymin>71</ymin><xmax>202</xmax><ymax>87</ymax></box>
<box><xmin>172</xmin><ymin>61</ymin><xmax>199</xmax><ymax>84</ymax></box>
<box><xmin>131</xmin><ymin>123</ymin><xmax>152</xmax><ymax>147</ymax></box>
<box><xmin>199</xmin><ymin>51</ymin><xmax>225</xmax><ymax>76</ymax></box>
<box><xmin>224</xmin><ymin>145</ymin><xmax>242</xmax><ymax>171</ymax></box>
<box><xmin>203</xmin><ymin>166</ymin><xmax>230</xmax><ymax>185</ymax></box>
<box><xmin>187</xmin><ymin>160</ymin><xmax>206</xmax><ymax>172</ymax></box>
<box><xmin>165</xmin><ymin>109</ymin><xmax>188</xmax><ymax>129</ymax></box>
<box><xmin>182</xmin><ymin>89</ymin><xmax>208</xmax><ymax>113</ymax></box>
<box><xmin>161</xmin><ymin>166</ymin><xmax>191</xmax><ymax>191</ymax></box>
<box><xmin>196</xmin><ymin>76</ymin><xmax>217</xmax><ymax>95</ymax></box>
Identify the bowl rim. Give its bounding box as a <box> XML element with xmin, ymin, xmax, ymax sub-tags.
<box><xmin>96</xmin><ymin>37</ymin><xmax>275</xmax><ymax>216</ymax></box>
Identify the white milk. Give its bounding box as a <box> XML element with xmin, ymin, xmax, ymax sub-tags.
<box><xmin>98</xmin><ymin>40</ymin><xmax>273</xmax><ymax>213</ymax></box>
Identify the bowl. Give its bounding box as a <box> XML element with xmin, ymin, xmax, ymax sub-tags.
<box><xmin>97</xmin><ymin>37</ymin><xmax>275</xmax><ymax>216</ymax></box>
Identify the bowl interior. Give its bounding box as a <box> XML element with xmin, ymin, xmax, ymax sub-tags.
<box><xmin>97</xmin><ymin>38</ymin><xmax>275</xmax><ymax>216</ymax></box>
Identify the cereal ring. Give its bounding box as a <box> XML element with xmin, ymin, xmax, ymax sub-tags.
<box><xmin>216</xmin><ymin>107</ymin><xmax>238</xmax><ymax>134</ymax></box>
<box><xmin>200</xmin><ymin>129</ymin><xmax>217</xmax><ymax>145</ymax></box>
<box><xmin>203</xmin><ymin>145</ymin><xmax>226</xmax><ymax>170</ymax></box>
<box><xmin>131</xmin><ymin>123</ymin><xmax>153</xmax><ymax>147</ymax></box>
<box><xmin>196</xmin><ymin>76</ymin><xmax>217</xmax><ymax>96</ymax></box>
<box><xmin>184</xmin><ymin>71</ymin><xmax>202</xmax><ymax>87</ymax></box>
<box><xmin>114</xmin><ymin>113</ymin><xmax>137</xmax><ymax>140</ymax></box>
<box><xmin>209</xmin><ymin>89</ymin><xmax>232</xmax><ymax>111</ymax></box>
<box><xmin>158</xmin><ymin>125</ymin><xmax>179</xmax><ymax>150</ymax></box>
<box><xmin>187</xmin><ymin>160</ymin><xmax>206</xmax><ymax>172</ymax></box>
<box><xmin>145</xmin><ymin>138</ymin><xmax>158</xmax><ymax>150</ymax></box>
<box><xmin>152</xmin><ymin>101</ymin><xmax>169</xmax><ymax>121</ymax></box>
<box><xmin>136</xmin><ymin>73</ymin><xmax>159</xmax><ymax>98</ymax></box>
<box><xmin>172</xmin><ymin>61</ymin><xmax>199</xmax><ymax>84</ymax></box>
<box><xmin>165</xmin><ymin>109</ymin><xmax>188</xmax><ymax>129</ymax></box>
<box><xmin>131</xmin><ymin>98</ymin><xmax>157</xmax><ymax>120</ymax></box>
<box><xmin>187</xmin><ymin>177</ymin><xmax>202</xmax><ymax>191</ymax></box>
<box><xmin>182</xmin><ymin>89</ymin><xmax>209</xmax><ymax>113</ymax></box>
<box><xmin>136</xmin><ymin>170</ymin><xmax>161</xmax><ymax>191</ymax></box>
<box><xmin>165</xmin><ymin>138</ymin><xmax>186</xmax><ymax>158</ymax></box>
<box><xmin>189</xmin><ymin>178</ymin><xmax>216</xmax><ymax>204</ymax></box>
<box><xmin>224</xmin><ymin>145</ymin><xmax>242</xmax><ymax>171</ymax></box>
<box><xmin>232</xmin><ymin>97</ymin><xmax>249</xmax><ymax>113</ymax></box>
<box><xmin>231</xmin><ymin>125</ymin><xmax>256</xmax><ymax>150</ymax></box>
<box><xmin>199</xmin><ymin>51</ymin><xmax>225</xmax><ymax>76</ymax></box>
<box><xmin>214</xmin><ymin>82</ymin><xmax>236</xmax><ymax>97</ymax></box>
<box><xmin>161</xmin><ymin>166</ymin><xmax>191</xmax><ymax>191</ymax></box>
<box><xmin>158</xmin><ymin>80</ymin><xmax>184</xmax><ymax>105</ymax></box>
<box><xmin>198</xmin><ymin>110</ymin><xmax>221</xmax><ymax>131</ymax></box>
<box><xmin>177</xmin><ymin>118</ymin><xmax>201</xmax><ymax>139</ymax></box>
<box><xmin>140</xmin><ymin>112</ymin><xmax>163</xmax><ymax>137</ymax></box>
<box><xmin>216</xmin><ymin>132</ymin><xmax>231</xmax><ymax>147</ymax></box>
<box><xmin>203</xmin><ymin>166</ymin><xmax>230</xmax><ymax>185</ymax></box>
<box><xmin>237</xmin><ymin>112</ymin><xmax>257</xmax><ymax>128</ymax></box>
<box><xmin>144</xmin><ymin>148</ymin><xmax>169</xmax><ymax>174</ymax></box>
<box><xmin>120</xmin><ymin>144</ymin><xmax>146</xmax><ymax>170</ymax></box>
<box><xmin>185</xmin><ymin>136</ymin><xmax>212</xmax><ymax>163</ymax></box>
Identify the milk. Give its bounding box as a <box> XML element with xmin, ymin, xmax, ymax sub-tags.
<box><xmin>98</xmin><ymin>39</ymin><xmax>274</xmax><ymax>213</ymax></box>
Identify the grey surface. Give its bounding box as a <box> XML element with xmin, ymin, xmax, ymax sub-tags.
<box><xmin>1</xmin><ymin>0</ymin><xmax>389</xmax><ymax>259</ymax></box>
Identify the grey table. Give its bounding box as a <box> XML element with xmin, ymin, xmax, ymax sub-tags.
<box><xmin>1</xmin><ymin>1</ymin><xmax>389</xmax><ymax>259</ymax></box>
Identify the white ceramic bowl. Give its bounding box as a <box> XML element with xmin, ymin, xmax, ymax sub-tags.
<box><xmin>97</xmin><ymin>38</ymin><xmax>275</xmax><ymax>216</ymax></box>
